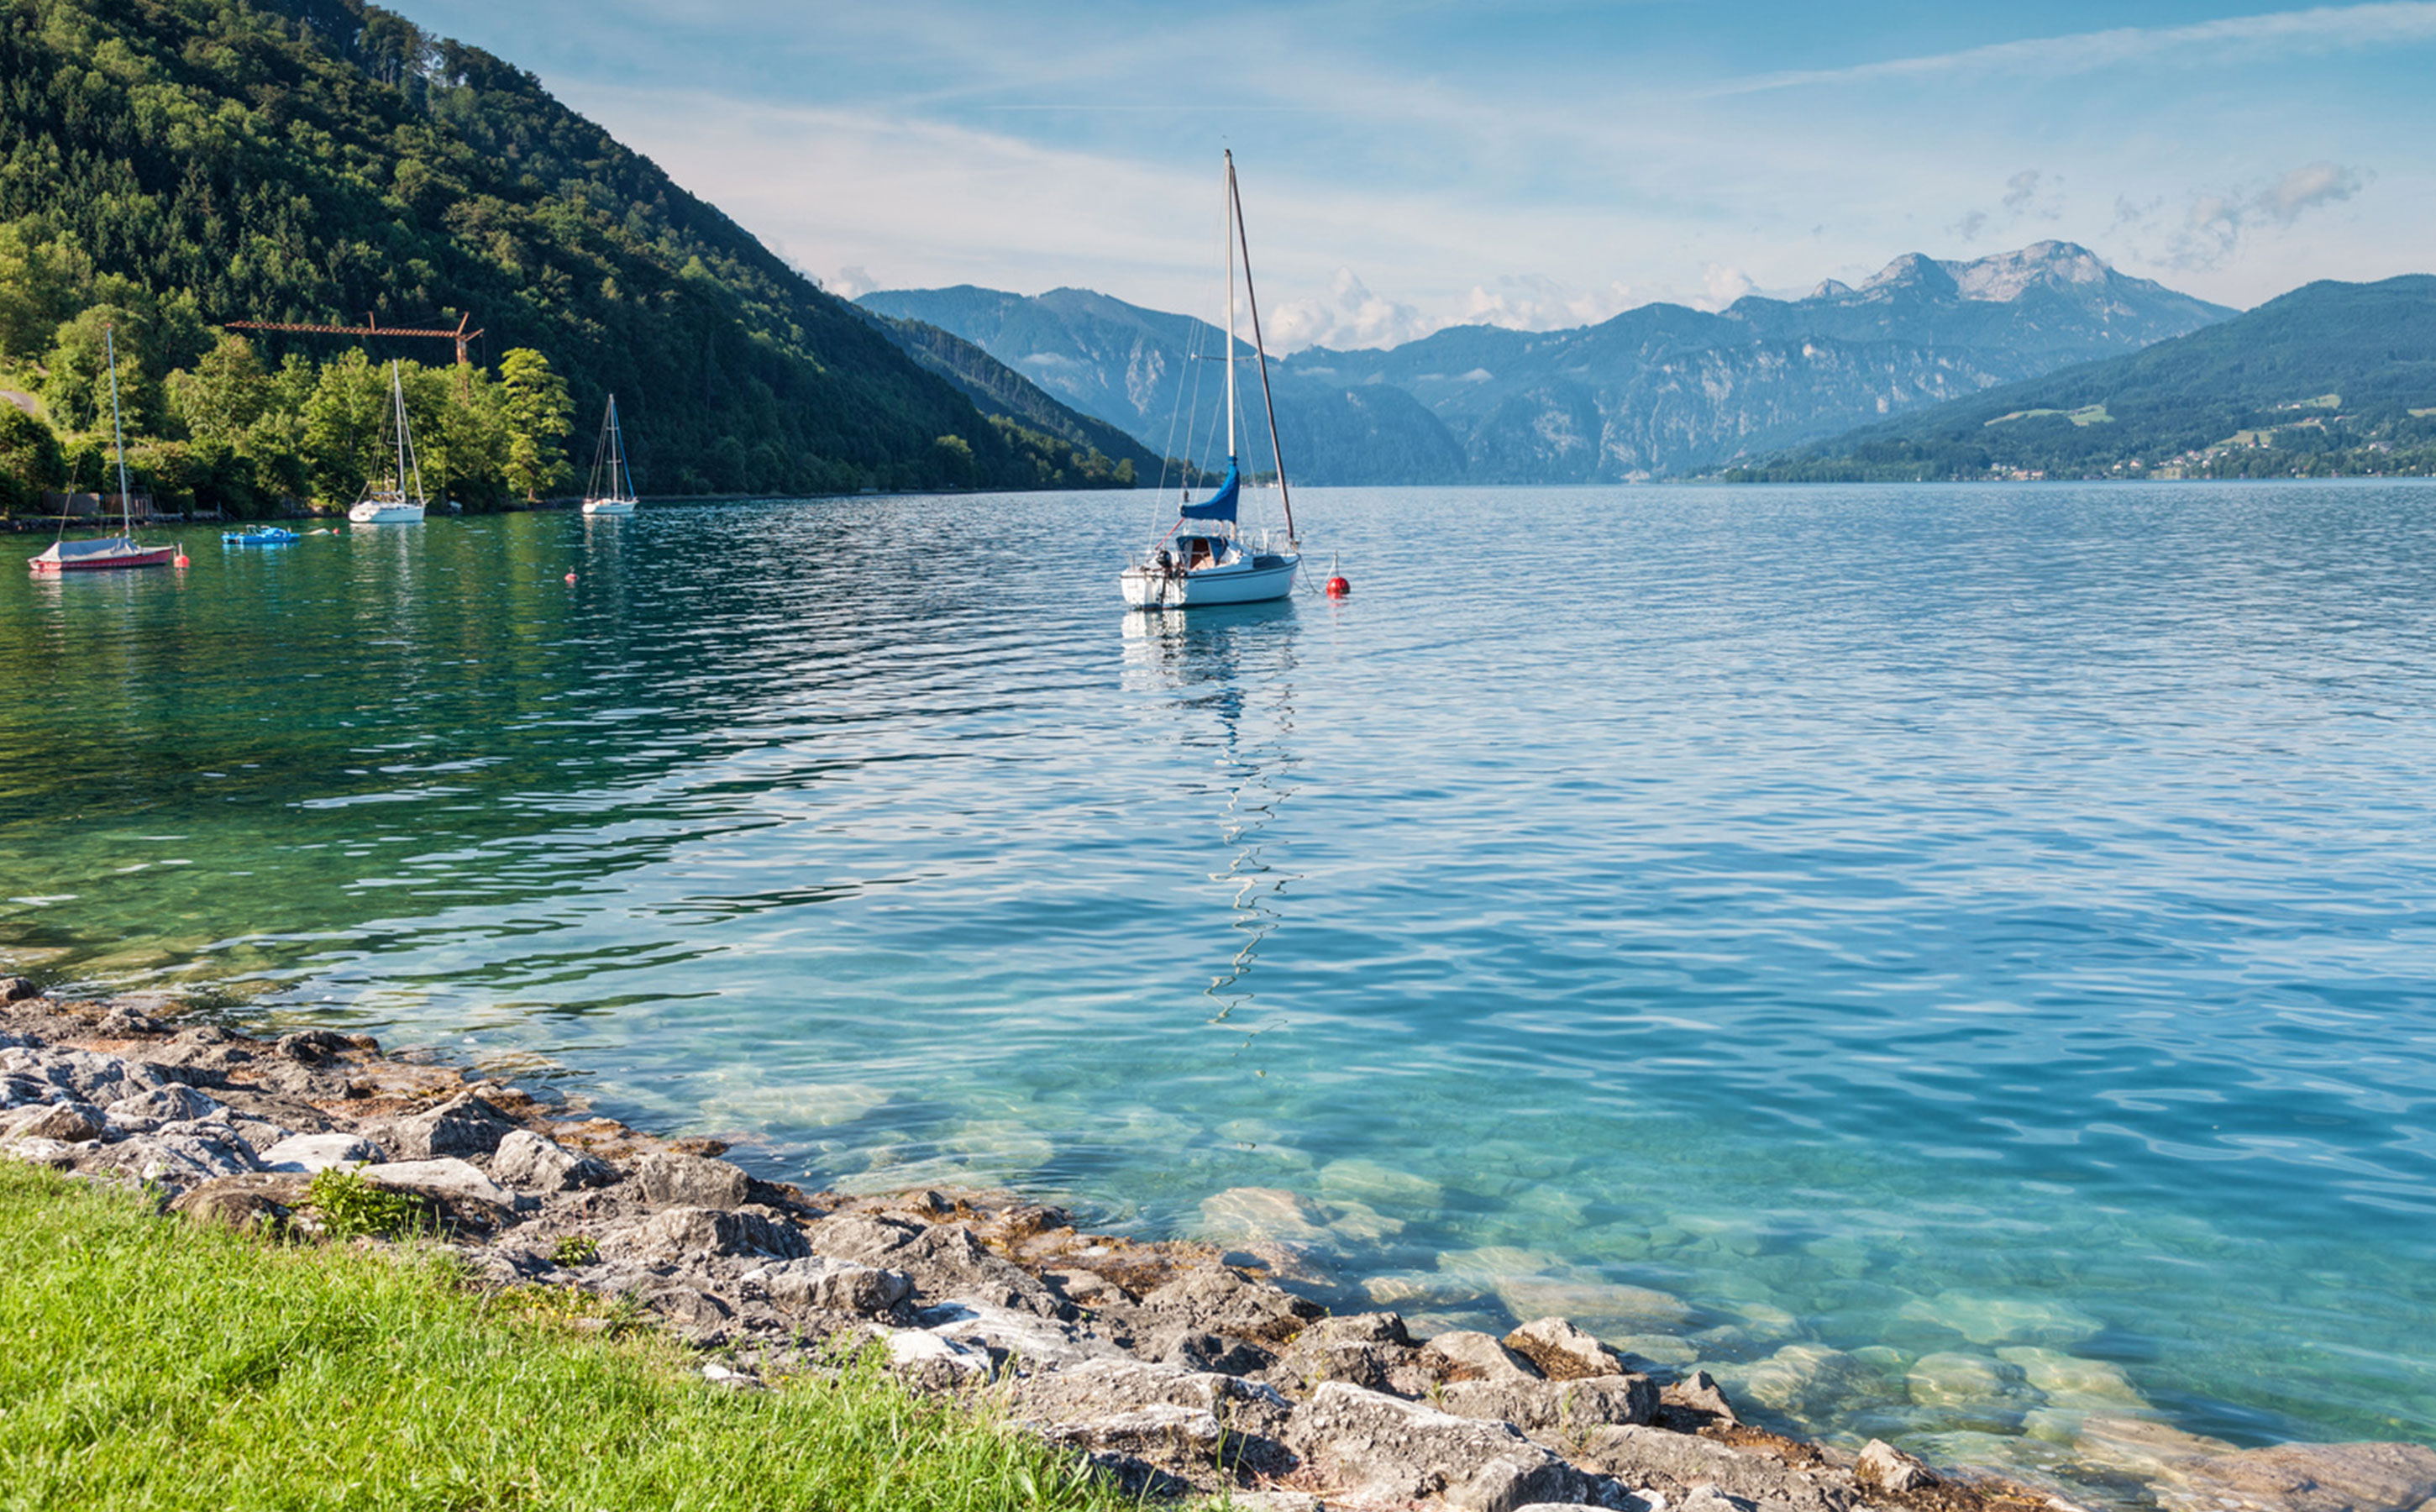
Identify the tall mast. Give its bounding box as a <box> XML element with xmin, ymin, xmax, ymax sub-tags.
<box><xmin>391</xmin><ymin>360</ymin><xmax>407</xmax><ymax>491</ymax></box>
<box><xmin>104</xmin><ymin>326</ymin><xmax>133</xmax><ymax>535</ymax></box>
<box><xmin>1228</xmin><ymin>155</ymin><xmax>1297</xmax><ymax>544</ymax></box>
<box><xmin>1224</xmin><ymin>150</ymin><xmax>1237</xmax><ymax>464</ymax></box>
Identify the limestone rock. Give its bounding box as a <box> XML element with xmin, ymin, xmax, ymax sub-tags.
<box><xmin>1147</xmin><ymin>1327</ymin><xmax>1277</xmax><ymax>1377</ymax></box>
<box><xmin>629</xmin><ymin>1150</ymin><xmax>751</xmax><ymax>1210</ymax></box>
<box><xmin>7</xmin><ymin>1100</ymin><xmax>106</xmax><ymax>1142</ymax></box>
<box><xmin>360</xmin><ymin>1158</ymin><xmax>523</xmax><ymax>1214</ymax></box>
<box><xmin>491</xmin><ymin>1128</ymin><xmax>616</xmax><ymax>1193</ymax></box>
<box><xmin>743</xmin><ymin>1255</ymin><xmax>911</xmax><ymax>1313</ymax></box>
<box><xmin>384</xmin><ymin>1091</ymin><xmax>520</xmax><ymax>1161</ymax></box>
<box><xmin>1420</xmin><ymin>1329</ymin><xmax>1541</xmax><ymax>1383</ymax></box>
<box><xmin>1856</xmin><ymin>1438</ymin><xmax>1939</xmax><ymax>1494</ymax></box>
<box><xmin>259</xmin><ymin>1132</ymin><xmax>386</xmax><ymax>1173</ymax></box>
<box><xmin>171</xmin><ymin>1172</ymin><xmax>314</xmax><ymax>1231</ymax></box>
<box><xmin>601</xmin><ymin>1205</ymin><xmax>811</xmax><ymax>1264</ymax></box>
<box><xmin>83</xmin><ymin>1124</ymin><xmax>261</xmax><ymax>1187</ymax></box>
<box><xmin>1437</xmin><ymin>1373</ymin><xmax>1657</xmax><ymax>1440</ymax></box>
<box><xmin>1658</xmin><ymin>1369</ymin><xmax>1739</xmax><ymax>1428</ymax></box>
<box><xmin>273</xmin><ymin>1030</ymin><xmax>354</xmax><ymax>1063</ymax></box>
<box><xmin>1035</xmin><ymin>1404</ymin><xmax>1228</xmax><ymax>1493</ymax></box>
<box><xmin>1504</xmin><ymin>1316</ymin><xmax>1627</xmax><ymax>1381</ymax></box>
<box><xmin>2157</xmin><ymin>1441</ymin><xmax>2436</xmax><ymax>1512</ymax></box>
<box><xmin>1014</xmin><ymin>1357</ymin><xmax>1295</xmax><ymax>1450</ymax></box>
<box><xmin>882</xmin><ymin>1326</ymin><xmax>991</xmax><ymax>1389</ymax></box>
<box><xmin>638</xmin><ymin>1280</ymin><xmax>732</xmax><ymax>1335</ymax></box>
<box><xmin>1270</xmin><ymin>1310</ymin><xmax>1422</xmax><ymax>1394</ymax></box>
<box><xmin>910</xmin><ymin>1299</ymin><xmax>1131</xmax><ymax>1372</ymax></box>
<box><xmin>1284</xmin><ymin>1380</ymin><xmax>1594</xmax><ymax>1512</ymax></box>
<box><xmin>2</xmin><ymin>1045</ymin><xmax>165</xmax><ymax>1103</ymax></box>
<box><xmin>1140</xmin><ymin>1266</ymin><xmax>1322</xmax><ymax>1344</ymax></box>
<box><xmin>807</xmin><ymin>1213</ymin><xmax>1061</xmax><ymax>1316</ymax></box>
<box><xmin>103</xmin><ymin>1084</ymin><xmax>223</xmax><ymax>1131</ymax></box>
<box><xmin>97</xmin><ymin>1005</ymin><xmax>158</xmax><ymax>1036</ymax></box>
<box><xmin>1573</xmin><ymin>1424</ymin><xmax>1850</xmax><ymax>1512</ymax></box>
<box><xmin>0</xmin><ymin>975</ymin><xmax>39</xmax><ymax>1003</ymax></box>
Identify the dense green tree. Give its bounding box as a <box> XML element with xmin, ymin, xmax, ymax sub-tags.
<box><xmin>0</xmin><ymin>404</ymin><xmax>63</xmax><ymax>510</ymax></box>
<box><xmin>167</xmin><ymin>333</ymin><xmax>272</xmax><ymax>444</ymax></box>
<box><xmin>498</xmin><ymin>347</ymin><xmax>570</xmax><ymax>501</ymax></box>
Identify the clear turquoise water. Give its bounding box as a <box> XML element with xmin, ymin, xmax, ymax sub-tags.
<box><xmin>6</xmin><ymin>485</ymin><xmax>2434</xmax><ymax>1486</ymax></box>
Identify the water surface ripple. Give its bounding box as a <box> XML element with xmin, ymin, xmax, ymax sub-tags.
<box><xmin>5</xmin><ymin>483</ymin><xmax>2434</xmax><ymax>1479</ymax></box>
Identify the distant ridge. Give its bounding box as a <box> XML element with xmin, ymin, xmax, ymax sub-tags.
<box><xmin>1723</xmin><ymin>275</ymin><xmax>2436</xmax><ymax>481</ymax></box>
<box><xmin>865</xmin><ymin>244</ymin><xmax>2235</xmax><ymax>483</ymax></box>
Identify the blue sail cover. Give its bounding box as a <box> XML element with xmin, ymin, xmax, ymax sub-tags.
<box><xmin>1178</xmin><ymin>460</ymin><xmax>1241</xmax><ymax>522</ymax></box>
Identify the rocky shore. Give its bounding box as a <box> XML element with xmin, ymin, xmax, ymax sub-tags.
<box><xmin>4</xmin><ymin>983</ymin><xmax>2432</xmax><ymax>1512</ymax></box>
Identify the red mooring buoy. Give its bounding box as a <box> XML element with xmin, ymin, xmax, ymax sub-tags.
<box><xmin>174</xmin><ymin>553</ymin><xmax>190</xmax><ymax>568</ymax></box>
<box><xmin>564</xmin><ymin>572</ymin><xmax>578</xmax><ymax>583</ymax></box>
<box><xmin>1326</xmin><ymin>575</ymin><xmax>1351</xmax><ymax>597</ymax></box>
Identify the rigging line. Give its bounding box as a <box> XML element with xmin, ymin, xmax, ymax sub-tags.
<box><xmin>1226</xmin><ymin>156</ymin><xmax>1295</xmax><ymax>543</ymax></box>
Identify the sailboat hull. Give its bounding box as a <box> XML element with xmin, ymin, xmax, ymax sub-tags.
<box><xmin>580</xmin><ymin>499</ymin><xmax>636</xmax><ymax>516</ymax></box>
<box><xmin>29</xmin><ymin>538</ymin><xmax>176</xmax><ymax>573</ymax></box>
<box><xmin>1121</xmin><ymin>554</ymin><xmax>1298</xmax><ymax>608</ymax></box>
<box><xmin>349</xmin><ymin>501</ymin><xmax>425</xmax><ymax>524</ymax></box>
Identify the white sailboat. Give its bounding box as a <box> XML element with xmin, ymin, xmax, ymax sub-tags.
<box><xmin>580</xmin><ymin>394</ymin><xmax>638</xmax><ymax>516</ymax></box>
<box><xmin>30</xmin><ymin>326</ymin><xmax>176</xmax><ymax>574</ymax></box>
<box><xmin>1120</xmin><ymin>151</ymin><xmax>1299</xmax><ymax>610</ymax></box>
<box><xmin>347</xmin><ymin>360</ymin><xmax>427</xmax><ymax>524</ymax></box>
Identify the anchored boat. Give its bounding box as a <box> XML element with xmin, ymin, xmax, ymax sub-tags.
<box><xmin>580</xmin><ymin>394</ymin><xmax>638</xmax><ymax>516</ymax></box>
<box><xmin>1120</xmin><ymin>151</ymin><xmax>1299</xmax><ymax>610</ymax></box>
<box><xmin>30</xmin><ymin>327</ymin><xmax>176</xmax><ymax>575</ymax></box>
<box><xmin>347</xmin><ymin>361</ymin><xmax>428</xmax><ymax>524</ymax></box>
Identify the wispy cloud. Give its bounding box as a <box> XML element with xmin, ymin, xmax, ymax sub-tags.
<box><xmin>1717</xmin><ymin>3</ymin><xmax>2436</xmax><ymax>95</ymax></box>
<box><xmin>2109</xmin><ymin>160</ymin><xmax>2372</xmax><ymax>270</ymax></box>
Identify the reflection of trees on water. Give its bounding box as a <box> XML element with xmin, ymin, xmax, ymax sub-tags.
<box><xmin>1119</xmin><ymin>603</ymin><xmax>1301</xmax><ymax>1060</ymax></box>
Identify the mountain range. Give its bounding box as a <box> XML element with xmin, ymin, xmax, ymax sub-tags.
<box><xmin>862</xmin><ymin>244</ymin><xmax>2235</xmax><ymax>484</ymax></box>
<box><xmin>1726</xmin><ymin>274</ymin><xmax>2436</xmax><ymax>481</ymax></box>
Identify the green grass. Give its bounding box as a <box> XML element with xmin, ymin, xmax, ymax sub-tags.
<box><xmin>0</xmin><ymin>1163</ymin><xmax>1135</xmax><ymax>1512</ymax></box>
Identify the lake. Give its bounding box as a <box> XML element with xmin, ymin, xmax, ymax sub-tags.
<box><xmin>5</xmin><ymin>481</ymin><xmax>2433</xmax><ymax>1491</ymax></box>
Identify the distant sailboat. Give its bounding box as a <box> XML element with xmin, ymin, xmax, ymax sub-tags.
<box><xmin>580</xmin><ymin>395</ymin><xmax>637</xmax><ymax>516</ymax></box>
<box><xmin>347</xmin><ymin>361</ymin><xmax>427</xmax><ymax>524</ymax></box>
<box><xmin>1119</xmin><ymin>150</ymin><xmax>1299</xmax><ymax>610</ymax></box>
<box><xmin>29</xmin><ymin>327</ymin><xmax>176</xmax><ymax>574</ymax></box>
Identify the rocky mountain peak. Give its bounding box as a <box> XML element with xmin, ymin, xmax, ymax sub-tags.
<box><xmin>1949</xmin><ymin>241</ymin><xmax>2110</xmax><ymax>302</ymax></box>
<box><xmin>1856</xmin><ymin>253</ymin><xmax>1959</xmax><ymax>298</ymax></box>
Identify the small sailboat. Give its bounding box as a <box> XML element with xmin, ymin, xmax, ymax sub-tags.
<box><xmin>1120</xmin><ymin>151</ymin><xmax>1300</xmax><ymax>610</ymax></box>
<box><xmin>580</xmin><ymin>395</ymin><xmax>637</xmax><ymax>516</ymax></box>
<box><xmin>347</xmin><ymin>361</ymin><xmax>427</xmax><ymax>524</ymax></box>
<box><xmin>29</xmin><ymin>327</ymin><xmax>176</xmax><ymax>574</ymax></box>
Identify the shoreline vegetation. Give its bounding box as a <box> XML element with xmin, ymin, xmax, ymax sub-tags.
<box><xmin>6</xmin><ymin>987</ymin><xmax>2432</xmax><ymax>1512</ymax></box>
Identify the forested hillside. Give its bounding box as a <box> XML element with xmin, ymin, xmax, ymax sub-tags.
<box><xmin>1725</xmin><ymin>276</ymin><xmax>2436</xmax><ymax>481</ymax></box>
<box><xmin>0</xmin><ymin>0</ymin><xmax>1136</xmax><ymax>509</ymax></box>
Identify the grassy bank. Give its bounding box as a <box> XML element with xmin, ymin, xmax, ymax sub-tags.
<box><xmin>0</xmin><ymin>1163</ymin><xmax>1131</xmax><ymax>1511</ymax></box>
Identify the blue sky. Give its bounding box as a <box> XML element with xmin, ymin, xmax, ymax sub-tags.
<box><xmin>400</xmin><ymin>0</ymin><xmax>2434</xmax><ymax>350</ymax></box>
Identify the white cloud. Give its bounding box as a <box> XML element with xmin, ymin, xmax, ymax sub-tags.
<box><xmin>1700</xmin><ymin>265</ymin><xmax>1756</xmax><ymax>309</ymax></box>
<box><xmin>2256</xmin><ymin>160</ymin><xmax>2365</xmax><ymax>223</ymax></box>
<box><xmin>2129</xmin><ymin>160</ymin><xmax>2370</xmax><ymax>270</ymax></box>
<box><xmin>1270</xmin><ymin>268</ymin><xmax>1432</xmax><ymax>351</ymax></box>
<box><xmin>827</xmin><ymin>265</ymin><xmax>879</xmax><ymax>299</ymax></box>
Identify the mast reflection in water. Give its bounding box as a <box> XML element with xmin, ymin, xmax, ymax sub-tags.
<box><xmin>1119</xmin><ymin>601</ymin><xmax>1302</xmax><ymax>1059</ymax></box>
